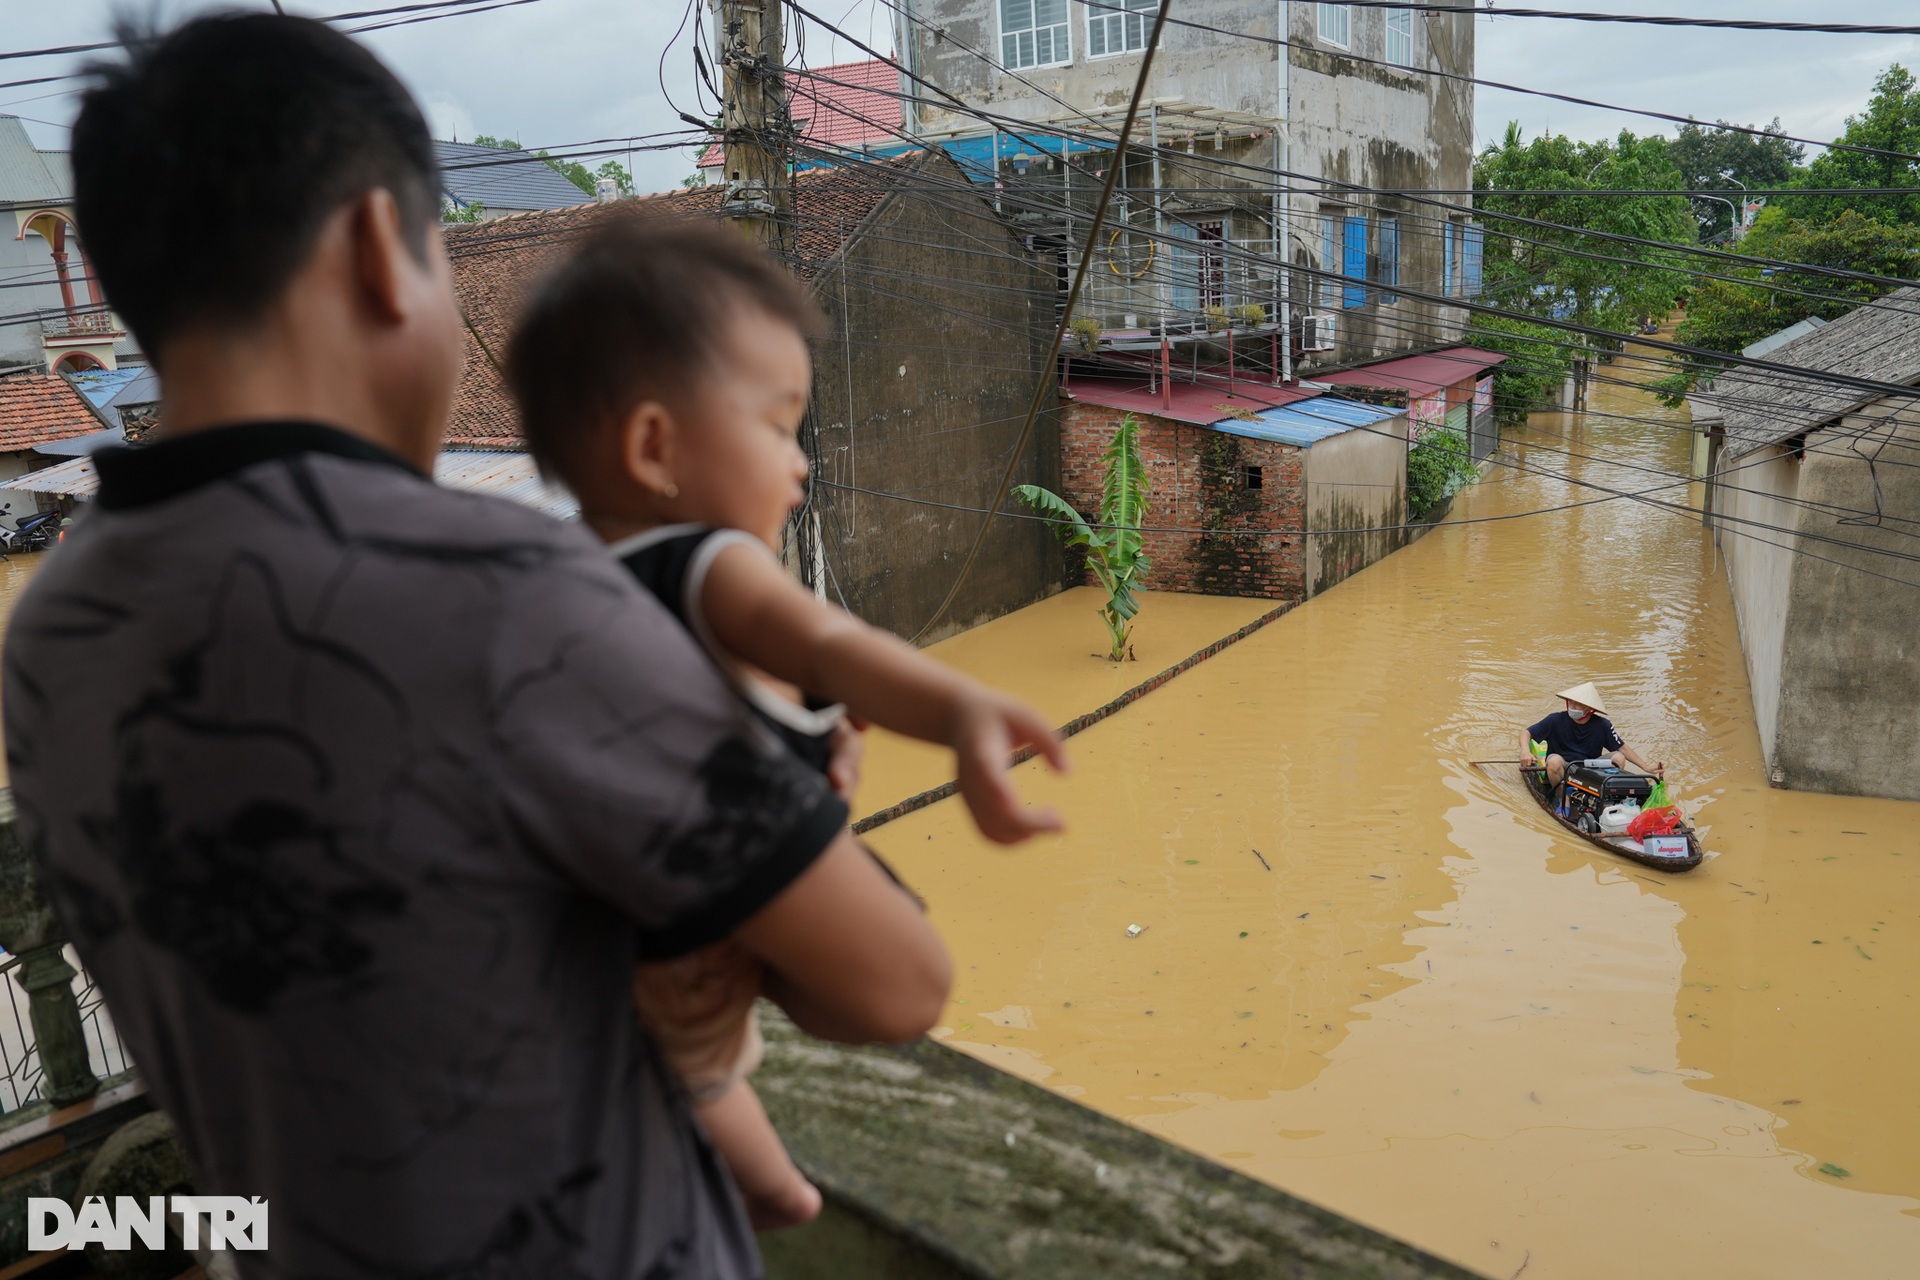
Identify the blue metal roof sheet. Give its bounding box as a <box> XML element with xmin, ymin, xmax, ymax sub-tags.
<box><xmin>1207</xmin><ymin>396</ymin><xmax>1402</xmax><ymax>447</ymax></box>
<box><xmin>65</xmin><ymin>367</ymin><xmax>143</xmax><ymax>413</ymax></box>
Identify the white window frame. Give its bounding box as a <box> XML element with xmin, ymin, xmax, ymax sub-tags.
<box><xmin>1316</xmin><ymin>3</ymin><xmax>1350</xmax><ymax>49</ymax></box>
<box><xmin>1084</xmin><ymin>0</ymin><xmax>1154</xmax><ymax>58</ymax></box>
<box><xmin>1377</xmin><ymin>213</ymin><xmax>1400</xmax><ymax>304</ymax></box>
<box><xmin>1385</xmin><ymin>7</ymin><xmax>1413</xmax><ymax>65</ymax></box>
<box><xmin>1001</xmin><ymin>0</ymin><xmax>1073</xmax><ymax>70</ymax></box>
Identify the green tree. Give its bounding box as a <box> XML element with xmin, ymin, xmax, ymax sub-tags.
<box><xmin>1668</xmin><ymin>119</ymin><xmax>1804</xmax><ymax>243</ymax></box>
<box><xmin>441</xmin><ymin>197</ymin><xmax>486</xmax><ymax>224</ymax></box>
<box><xmin>1474</xmin><ymin>125</ymin><xmax>1696</xmax><ymax>337</ymax></box>
<box><xmin>1781</xmin><ymin>65</ymin><xmax>1920</xmax><ymax>226</ymax></box>
<box><xmin>1652</xmin><ymin>210</ymin><xmax>1920</xmax><ymax>403</ymax></box>
<box><xmin>593</xmin><ymin>160</ymin><xmax>634</xmax><ymax>198</ymax></box>
<box><xmin>1466</xmin><ymin>314</ymin><xmax>1575</xmax><ymax>426</ymax></box>
<box><xmin>1015</xmin><ymin>415</ymin><xmax>1151</xmax><ymax>662</ymax></box>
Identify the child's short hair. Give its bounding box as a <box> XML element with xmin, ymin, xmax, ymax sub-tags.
<box><xmin>507</xmin><ymin>211</ymin><xmax>824</xmax><ymax>473</ymax></box>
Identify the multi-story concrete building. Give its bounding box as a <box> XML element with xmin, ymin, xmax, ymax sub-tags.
<box><xmin>0</xmin><ymin>116</ymin><xmax>135</xmax><ymax>374</ymax></box>
<box><xmin>893</xmin><ymin>0</ymin><xmax>1481</xmax><ymax>371</ymax></box>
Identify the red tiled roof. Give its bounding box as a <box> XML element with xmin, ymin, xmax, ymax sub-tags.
<box><xmin>0</xmin><ymin>373</ymin><xmax>107</xmax><ymax>452</ymax></box>
<box><xmin>697</xmin><ymin>60</ymin><xmax>904</xmax><ymax>168</ymax></box>
<box><xmin>1315</xmin><ymin>346</ymin><xmax>1508</xmax><ymax>399</ymax></box>
<box><xmin>442</xmin><ymin>156</ymin><xmax>918</xmax><ymax>447</ymax></box>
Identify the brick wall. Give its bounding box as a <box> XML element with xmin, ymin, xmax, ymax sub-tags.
<box><xmin>1057</xmin><ymin>400</ymin><xmax>1306</xmax><ymax>601</ymax></box>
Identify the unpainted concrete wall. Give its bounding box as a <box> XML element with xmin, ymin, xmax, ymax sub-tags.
<box><xmin>1771</xmin><ymin>405</ymin><xmax>1920</xmax><ymax>800</ymax></box>
<box><xmin>906</xmin><ymin>0</ymin><xmax>1281</xmax><ymax>138</ymax></box>
<box><xmin>809</xmin><ymin>153</ymin><xmax>1065</xmax><ymax>642</ymax></box>
<box><xmin>1714</xmin><ymin>445</ymin><xmax>1801</xmax><ymax>772</ymax></box>
<box><xmin>1304</xmin><ymin>413</ymin><xmax>1407</xmax><ymax>595</ymax></box>
<box><xmin>1287</xmin><ymin>1</ymin><xmax>1476</xmax><ymax>370</ymax></box>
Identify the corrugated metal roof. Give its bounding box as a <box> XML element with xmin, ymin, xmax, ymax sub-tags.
<box><xmin>10</xmin><ymin>449</ymin><xmax>580</xmax><ymax>519</ymax></box>
<box><xmin>434</xmin><ymin>450</ymin><xmax>578</xmax><ymax>518</ymax></box>
<box><xmin>436</xmin><ymin>141</ymin><xmax>594</xmax><ymax>213</ymax></box>
<box><xmin>1315</xmin><ymin>346</ymin><xmax>1508</xmax><ymax>399</ymax></box>
<box><xmin>34</xmin><ymin>427</ymin><xmax>124</xmax><ymax>457</ymax></box>
<box><xmin>105</xmin><ymin>368</ymin><xmax>161</xmax><ymax>411</ymax></box>
<box><xmin>1208</xmin><ymin>396</ymin><xmax>1404</xmax><ymax>447</ymax></box>
<box><xmin>1741</xmin><ymin>315</ymin><xmax>1827</xmax><ymax>361</ymax></box>
<box><xmin>1063</xmin><ymin>376</ymin><xmax>1319</xmax><ymax>427</ymax></box>
<box><xmin>0</xmin><ymin>116</ymin><xmax>66</xmax><ymax>203</ymax></box>
<box><xmin>66</xmin><ymin>368</ymin><xmax>144</xmax><ymax>413</ymax></box>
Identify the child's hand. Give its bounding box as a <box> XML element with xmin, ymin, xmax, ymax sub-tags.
<box><xmin>825</xmin><ymin>714</ymin><xmax>870</xmax><ymax>800</ymax></box>
<box><xmin>950</xmin><ymin>691</ymin><xmax>1068</xmax><ymax>843</ymax></box>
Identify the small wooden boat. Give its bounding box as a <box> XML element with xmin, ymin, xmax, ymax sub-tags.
<box><xmin>1520</xmin><ymin>764</ymin><xmax>1705</xmax><ymax>873</ymax></box>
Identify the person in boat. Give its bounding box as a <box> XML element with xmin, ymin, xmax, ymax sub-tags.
<box><xmin>1523</xmin><ymin>681</ymin><xmax>1665</xmax><ymax>788</ymax></box>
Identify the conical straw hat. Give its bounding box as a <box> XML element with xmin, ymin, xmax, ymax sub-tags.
<box><xmin>1555</xmin><ymin>682</ymin><xmax>1608</xmax><ymax>715</ymax></box>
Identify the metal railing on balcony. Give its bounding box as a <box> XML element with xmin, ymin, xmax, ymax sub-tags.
<box><xmin>0</xmin><ymin>948</ymin><xmax>131</xmax><ymax>1115</ymax></box>
<box><xmin>38</xmin><ymin>306</ymin><xmax>122</xmax><ymax>339</ymax></box>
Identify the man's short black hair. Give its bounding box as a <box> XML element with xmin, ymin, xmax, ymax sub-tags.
<box><xmin>507</xmin><ymin>212</ymin><xmax>823</xmax><ymax>477</ymax></box>
<box><xmin>73</xmin><ymin>13</ymin><xmax>438</xmax><ymax>360</ymax></box>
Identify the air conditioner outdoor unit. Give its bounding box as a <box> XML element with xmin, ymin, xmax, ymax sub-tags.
<box><xmin>1301</xmin><ymin>313</ymin><xmax>1338</xmax><ymax>352</ymax></box>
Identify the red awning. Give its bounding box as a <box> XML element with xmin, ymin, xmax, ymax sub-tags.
<box><xmin>1061</xmin><ymin>375</ymin><xmax>1319</xmax><ymax>427</ymax></box>
<box><xmin>1314</xmin><ymin>346</ymin><xmax>1507</xmax><ymax>399</ymax></box>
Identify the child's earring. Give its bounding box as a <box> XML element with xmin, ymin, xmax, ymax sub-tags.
<box><xmin>662</xmin><ymin>481</ymin><xmax>679</xmax><ymax>499</ymax></box>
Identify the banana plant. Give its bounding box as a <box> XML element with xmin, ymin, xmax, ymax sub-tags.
<box><xmin>1015</xmin><ymin>413</ymin><xmax>1151</xmax><ymax>661</ymax></box>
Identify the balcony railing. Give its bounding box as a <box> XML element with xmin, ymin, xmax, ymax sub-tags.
<box><xmin>38</xmin><ymin>307</ymin><xmax>122</xmax><ymax>340</ymax></box>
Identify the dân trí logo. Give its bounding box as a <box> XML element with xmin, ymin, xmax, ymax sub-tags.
<box><xmin>28</xmin><ymin>1196</ymin><xmax>268</xmax><ymax>1251</ymax></box>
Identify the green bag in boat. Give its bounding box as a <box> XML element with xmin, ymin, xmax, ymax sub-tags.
<box><xmin>1645</xmin><ymin>780</ymin><xmax>1669</xmax><ymax>809</ymax></box>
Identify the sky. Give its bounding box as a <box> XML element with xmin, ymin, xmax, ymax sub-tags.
<box><xmin>4</xmin><ymin>0</ymin><xmax>1919</xmax><ymax>195</ymax></box>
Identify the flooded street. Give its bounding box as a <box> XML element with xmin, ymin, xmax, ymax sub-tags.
<box><xmin>865</xmin><ymin>345</ymin><xmax>1920</xmax><ymax>1279</ymax></box>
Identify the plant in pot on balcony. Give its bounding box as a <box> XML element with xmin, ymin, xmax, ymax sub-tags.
<box><xmin>1069</xmin><ymin>314</ymin><xmax>1103</xmax><ymax>353</ymax></box>
<box><xmin>1232</xmin><ymin>303</ymin><xmax>1266</xmax><ymax>328</ymax></box>
<box><xmin>1205</xmin><ymin>304</ymin><xmax>1230</xmax><ymax>332</ymax></box>
<box><xmin>1014</xmin><ymin>413</ymin><xmax>1151</xmax><ymax>661</ymax></box>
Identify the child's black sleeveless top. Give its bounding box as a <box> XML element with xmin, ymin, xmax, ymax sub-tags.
<box><xmin>610</xmin><ymin>524</ymin><xmax>845</xmax><ymax>774</ymax></box>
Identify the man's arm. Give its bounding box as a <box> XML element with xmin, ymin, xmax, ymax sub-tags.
<box><xmin>1617</xmin><ymin>743</ymin><xmax>1665</xmax><ymax>779</ymax></box>
<box><xmin>733</xmin><ymin>831</ymin><xmax>951</xmax><ymax>1045</ymax></box>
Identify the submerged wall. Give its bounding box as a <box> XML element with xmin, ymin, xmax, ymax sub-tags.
<box><xmin>1771</xmin><ymin>406</ymin><xmax>1920</xmax><ymax>800</ymax></box>
<box><xmin>1059</xmin><ymin>401</ymin><xmax>1306</xmax><ymax>602</ymax></box>
<box><xmin>809</xmin><ymin>153</ymin><xmax>1065</xmax><ymax>643</ymax></box>
<box><xmin>1715</xmin><ymin>444</ymin><xmax>1800</xmax><ymax>770</ymax></box>
<box><xmin>1304</xmin><ymin>418</ymin><xmax>1407</xmax><ymax>596</ymax></box>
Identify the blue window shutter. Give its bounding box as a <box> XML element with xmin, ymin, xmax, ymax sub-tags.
<box><xmin>1443</xmin><ymin>223</ymin><xmax>1455</xmax><ymax>297</ymax></box>
<box><xmin>1169</xmin><ymin>219</ymin><xmax>1200</xmax><ymax>316</ymax></box>
<box><xmin>1465</xmin><ymin>224</ymin><xmax>1484</xmax><ymax>297</ymax></box>
<box><xmin>1342</xmin><ymin>215</ymin><xmax>1367</xmax><ymax>309</ymax></box>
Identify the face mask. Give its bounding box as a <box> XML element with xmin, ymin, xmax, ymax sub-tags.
<box><xmin>1567</xmin><ymin>707</ymin><xmax>1591</xmax><ymax>722</ymax></box>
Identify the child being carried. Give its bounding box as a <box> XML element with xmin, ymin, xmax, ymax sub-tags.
<box><xmin>505</xmin><ymin>213</ymin><xmax>1068</xmax><ymax>1229</ymax></box>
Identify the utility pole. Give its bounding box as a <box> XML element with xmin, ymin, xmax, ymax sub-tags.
<box><xmin>717</xmin><ymin>0</ymin><xmax>793</xmax><ymax>256</ymax></box>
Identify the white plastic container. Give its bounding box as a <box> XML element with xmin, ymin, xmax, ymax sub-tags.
<box><xmin>1599</xmin><ymin>802</ymin><xmax>1640</xmax><ymax>835</ymax></box>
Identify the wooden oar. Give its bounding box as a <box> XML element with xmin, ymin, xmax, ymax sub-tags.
<box><xmin>1469</xmin><ymin>758</ymin><xmax>1537</xmax><ymax>766</ymax></box>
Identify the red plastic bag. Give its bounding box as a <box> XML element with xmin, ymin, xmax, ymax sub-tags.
<box><xmin>1628</xmin><ymin>805</ymin><xmax>1680</xmax><ymax>840</ymax></box>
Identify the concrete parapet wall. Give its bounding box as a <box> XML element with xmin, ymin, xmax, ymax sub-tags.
<box><xmin>755</xmin><ymin>1011</ymin><xmax>1484</xmax><ymax>1280</ymax></box>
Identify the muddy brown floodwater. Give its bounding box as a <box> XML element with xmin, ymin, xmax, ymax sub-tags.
<box><xmin>863</xmin><ymin>343</ymin><xmax>1920</xmax><ymax>1279</ymax></box>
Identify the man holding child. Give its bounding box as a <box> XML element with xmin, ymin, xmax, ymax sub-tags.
<box><xmin>3</xmin><ymin>13</ymin><xmax>1061</xmax><ymax>1277</ymax></box>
